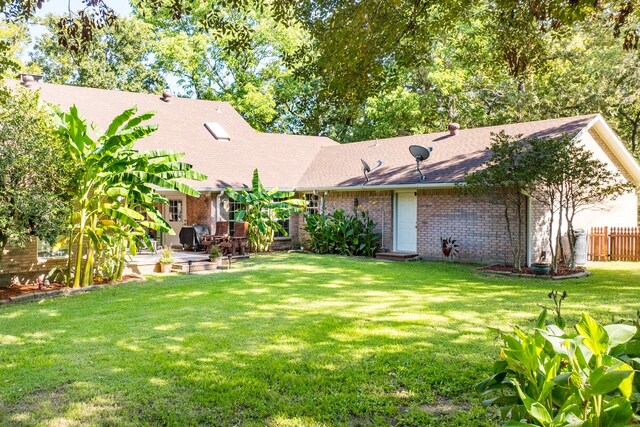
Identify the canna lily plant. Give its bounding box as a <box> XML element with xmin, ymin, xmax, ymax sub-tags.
<box><xmin>477</xmin><ymin>309</ymin><xmax>639</xmax><ymax>426</ymax></box>
<box><xmin>56</xmin><ymin>105</ymin><xmax>206</xmax><ymax>287</ymax></box>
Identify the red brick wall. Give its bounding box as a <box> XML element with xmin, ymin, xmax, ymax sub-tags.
<box><xmin>301</xmin><ymin>190</ymin><xmax>393</xmax><ymax>252</ymax></box>
<box><xmin>296</xmin><ymin>188</ymin><xmax>524</xmax><ymax>263</ymax></box>
<box><xmin>417</xmin><ymin>188</ymin><xmax>526</xmax><ymax>264</ymax></box>
<box><xmin>186</xmin><ymin>192</ymin><xmax>214</xmax><ymax>234</ymax></box>
<box><xmin>1</xmin><ymin>239</ymin><xmax>67</xmax><ymax>287</ymax></box>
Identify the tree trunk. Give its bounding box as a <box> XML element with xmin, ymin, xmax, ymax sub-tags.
<box><xmin>73</xmin><ymin>210</ymin><xmax>87</xmax><ymax>288</ymax></box>
<box><xmin>566</xmin><ymin>206</ymin><xmax>578</xmax><ymax>271</ymax></box>
<box><xmin>505</xmin><ymin>202</ymin><xmax>521</xmax><ymax>272</ymax></box>
<box><xmin>83</xmin><ymin>245</ymin><xmax>94</xmax><ymax>287</ymax></box>
<box><xmin>73</xmin><ymin>232</ymin><xmax>84</xmax><ymax>288</ymax></box>
<box><xmin>0</xmin><ymin>235</ymin><xmax>7</xmax><ymax>269</ymax></box>
<box><xmin>556</xmin><ymin>207</ymin><xmax>565</xmax><ymax>269</ymax></box>
<box><xmin>517</xmin><ymin>195</ymin><xmax>524</xmax><ymax>271</ymax></box>
<box><xmin>65</xmin><ymin>225</ymin><xmax>74</xmax><ymax>286</ymax></box>
<box><xmin>548</xmin><ymin>204</ymin><xmax>557</xmax><ymax>274</ymax></box>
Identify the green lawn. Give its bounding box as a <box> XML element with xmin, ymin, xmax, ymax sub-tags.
<box><xmin>1</xmin><ymin>254</ymin><xmax>638</xmax><ymax>426</ymax></box>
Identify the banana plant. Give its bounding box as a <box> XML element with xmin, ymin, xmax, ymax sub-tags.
<box><xmin>477</xmin><ymin>310</ymin><xmax>638</xmax><ymax>426</ymax></box>
<box><xmin>225</xmin><ymin>169</ymin><xmax>305</xmax><ymax>252</ymax></box>
<box><xmin>57</xmin><ymin>105</ymin><xmax>206</xmax><ymax>287</ymax></box>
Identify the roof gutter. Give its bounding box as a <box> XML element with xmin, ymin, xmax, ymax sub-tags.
<box><xmin>193</xmin><ymin>186</ymin><xmax>297</xmax><ymax>193</ymax></box>
<box><xmin>295</xmin><ymin>182</ymin><xmax>460</xmax><ymax>192</ymax></box>
<box><xmin>190</xmin><ymin>183</ymin><xmax>461</xmax><ymax>193</ymax></box>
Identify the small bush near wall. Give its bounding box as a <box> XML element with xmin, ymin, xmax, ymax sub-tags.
<box><xmin>303</xmin><ymin>209</ymin><xmax>380</xmax><ymax>257</ymax></box>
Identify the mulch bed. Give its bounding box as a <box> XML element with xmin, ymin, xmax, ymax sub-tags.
<box><xmin>480</xmin><ymin>264</ymin><xmax>587</xmax><ymax>278</ymax></box>
<box><xmin>0</xmin><ymin>275</ymin><xmax>140</xmax><ymax>302</ymax></box>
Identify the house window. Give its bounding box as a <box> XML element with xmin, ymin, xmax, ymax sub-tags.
<box><xmin>222</xmin><ymin>196</ymin><xmax>291</xmax><ymax>238</ymax></box>
<box><xmin>304</xmin><ymin>193</ymin><xmax>321</xmax><ymax>215</ymax></box>
<box><xmin>272</xmin><ymin>197</ymin><xmax>290</xmax><ymax>238</ymax></box>
<box><xmin>227</xmin><ymin>199</ymin><xmax>243</xmax><ymax>236</ymax></box>
<box><xmin>37</xmin><ymin>238</ymin><xmax>68</xmax><ymax>259</ymax></box>
<box><xmin>274</xmin><ymin>218</ymin><xmax>290</xmax><ymax>239</ymax></box>
<box><xmin>168</xmin><ymin>200</ymin><xmax>183</xmax><ymax>222</ymax></box>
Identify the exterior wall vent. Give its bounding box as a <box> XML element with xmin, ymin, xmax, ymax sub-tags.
<box><xmin>204</xmin><ymin>122</ymin><xmax>231</xmax><ymax>141</ymax></box>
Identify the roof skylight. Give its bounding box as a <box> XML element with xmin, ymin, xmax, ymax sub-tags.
<box><xmin>205</xmin><ymin>122</ymin><xmax>231</xmax><ymax>140</ymax></box>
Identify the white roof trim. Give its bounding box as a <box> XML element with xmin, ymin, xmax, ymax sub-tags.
<box><xmin>295</xmin><ymin>182</ymin><xmax>459</xmax><ymax>192</ymax></box>
<box><xmin>583</xmin><ymin>115</ymin><xmax>640</xmax><ymax>185</ymax></box>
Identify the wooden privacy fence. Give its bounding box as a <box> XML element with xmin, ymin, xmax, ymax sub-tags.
<box><xmin>588</xmin><ymin>226</ymin><xmax>640</xmax><ymax>261</ymax></box>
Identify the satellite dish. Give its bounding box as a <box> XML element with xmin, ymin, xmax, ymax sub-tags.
<box><xmin>409</xmin><ymin>145</ymin><xmax>433</xmax><ymax>181</ymax></box>
<box><xmin>360</xmin><ymin>159</ymin><xmax>382</xmax><ymax>183</ymax></box>
<box><xmin>361</xmin><ymin>159</ymin><xmax>371</xmax><ymax>183</ymax></box>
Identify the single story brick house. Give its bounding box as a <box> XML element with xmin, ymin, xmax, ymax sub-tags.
<box><xmin>2</xmin><ymin>78</ymin><xmax>639</xmax><ymax>284</ymax></box>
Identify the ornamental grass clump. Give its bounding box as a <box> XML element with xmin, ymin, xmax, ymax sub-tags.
<box><xmin>477</xmin><ymin>305</ymin><xmax>639</xmax><ymax>426</ymax></box>
<box><xmin>159</xmin><ymin>246</ymin><xmax>174</xmax><ymax>265</ymax></box>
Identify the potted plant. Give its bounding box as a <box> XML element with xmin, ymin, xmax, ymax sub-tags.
<box><xmin>530</xmin><ymin>251</ymin><xmax>551</xmax><ymax>275</ymax></box>
<box><xmin>158</xmin><ymin>246</ymin><xmax>174</xmax><ymax>273</ymax></box>
<box><xmin>208</xmin><ymin>245</ymin><xmax>223</xmax><ymax>267</ymax></box>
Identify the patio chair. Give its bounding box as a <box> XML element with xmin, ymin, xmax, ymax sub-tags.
<box><xmin>201</xmin><ymin>222</ymin><xmax>229</xmax><ymax>252</ymax></box>
<box><xmin>212</xmin><ymin>221</ymin><xmax>229</xmax><ymax>244</ymax></box>
<box><xmin>219</xmin><ymin>221</ymin><xmax>249</xmax><ymax>255</ymax></box>
<box><xmin>231</xmin><ymin>221</ymin><xmax>250</xmax><ymax>255</ymax></box>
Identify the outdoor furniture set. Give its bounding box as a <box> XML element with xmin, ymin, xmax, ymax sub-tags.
<box><xmin>201</xmin><ymin>221</ymin><xmax>249</xmax><ymax>256</ymax></box>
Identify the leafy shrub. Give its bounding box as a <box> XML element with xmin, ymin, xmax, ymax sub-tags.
<box><xmin>159</xmin><ymin>246</ymin><xmax>174</xmax><ymax>265</ymax></box>
<box><xmin>303</xmin><ymin>209</ymin><xmax>380</xmax><ymax>257</ymax></box>
<box><xmin>208</xmin><ymin>245</ymin><xmax>222</xmax><ymax>258</ymax></box>
<box><xmin>476</xmin><ymin>308</ymin><xmax>639</xmax><ymax>426</ymax></box>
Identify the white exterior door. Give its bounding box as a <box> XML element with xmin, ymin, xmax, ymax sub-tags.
<box><xmin>395</xmin><ymin>192</ymin><xmax>417</xmax><ymax>252</ymax></box>
<box><xmin>163</xmin><ymin>195</ymin><xmax>187</xmax><ymax>248</ymax></box>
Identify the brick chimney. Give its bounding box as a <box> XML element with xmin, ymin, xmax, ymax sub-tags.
<box><xmin>18</xmin><ymin>74</ymin><xmax>43</xmax><ymax>88</ymax></box>
<box><xmin>161</xmin><ymin>90</ymin><xmax>173</xmax><ymax>102</ymax></box>
<box><xmin>447</xmin><ymin>122</ymin><xmax>460</xmax><ymax>136</ymax></box>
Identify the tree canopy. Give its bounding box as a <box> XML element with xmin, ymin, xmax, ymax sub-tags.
<box><xmin>30</xmin><ymin>15</ymin><xmax>165</xmax><ymax>93</ymax></box>
<box><xmin>0</xmin><ymin>86</ymin><xmax>75</xmax><ymax>267</ymax></box>
<box><xmin>3</xmin><ymin>0</ymin><xmax>640</xmax><ymax>159</ymax></box>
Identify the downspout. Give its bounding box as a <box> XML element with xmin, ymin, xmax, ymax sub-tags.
<box><xmin>527</xmin><ymin>195</ymin><xmax>532</xmax><ymax>267</ymax></box>
<box><xmin>216</xmin><ymin>193</ymin><xmax>223</xmax><ymax>222</ymax></box>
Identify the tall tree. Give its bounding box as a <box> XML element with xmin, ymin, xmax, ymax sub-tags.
<box><xmin>464</xmin><ymin>132</ymin><xmax>534</xmax><ymax>271</ymax></box>
<box><xmin>144</xmin><ymin>6</ymin><xmax>311</xmax><ymax>132</ymax></box>
<box><xmin>527</xmin><ymin>136</ymin><xmax>634</xmax><ymax>271</ymax></box>
<box><xmin>0</xmin><ymin>86</ymin><xmax>75</xmax><ymax>269</ymax></box>
<box><xmin>30</xmin><ymin>15</ymin><xmax>165</xmax><ymax>93</ymax></box>
<box><xmin>0</xmin><ymin>21</ymin><xmax>29</xmax><ymax>77</ymax></box>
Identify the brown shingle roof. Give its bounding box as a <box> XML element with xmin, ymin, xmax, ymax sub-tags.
<box><xmin>7</xmin><ymin>80</ymin><xmax>600</xmax><ymax>191</ymax></box>
<box><xmin>6</xmin><ymin>80</ymin><xmax>336</xmax><ymax>190</ymax></box>
<box><xmin>296</xmin><ymin>115</ymin><xmax>598</xmax><ymax>189</ymax></box>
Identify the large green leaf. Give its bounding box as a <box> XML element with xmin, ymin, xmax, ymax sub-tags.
<box><xmin>601</xmin><ymin>396</ymin><xmax>634</xmax><ymax>427</ymax></box>
<box><xmin>514</xmin><ymin>383</ymin><xmax>553</xmax><ymax>426</ymax></box>
<box><xmin>588</xmin><ymin>366</ymin><xmax>633</xmax><ymax>396</ymax></box>
<box><xmin>576</xmin><ymin>313</ymin><xmax>609</xmax><ymax>356</ymax></box>
<box><xmin>603</xmin><ymin>324</ymin><xmax>637</xmax><ymax>348</ymax></box>
<box><xmin>123</xmin><ymin>111</ymin><xmax>155</xmax><ymax>131</ymax></box>
<box><xmin>105</xmin><ymin>105</ymin><xmax>138</xmax><ymax>136</ymax></box>
<box><xmin>610</xmin><ymin>360</ymin><xmax>635</xmax><ymax>398</ymax></box>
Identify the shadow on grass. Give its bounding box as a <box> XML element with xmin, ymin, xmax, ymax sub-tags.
<box><xmin>0</xmin><ymin>254</ymin><xmax>637</xmax><ymax>426</ymax></box>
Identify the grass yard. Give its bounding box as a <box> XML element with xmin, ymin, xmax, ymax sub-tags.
<box><xmin>1</xmin><ymin>254</ymin><xmax>638</xmax><ymax>426</ymax></box>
